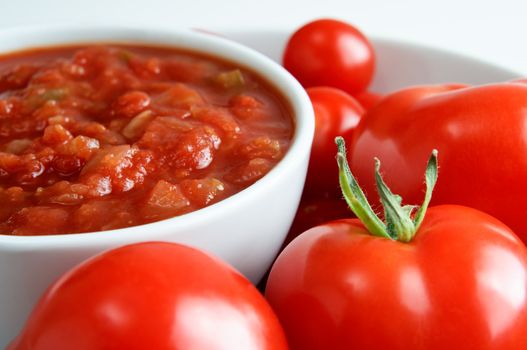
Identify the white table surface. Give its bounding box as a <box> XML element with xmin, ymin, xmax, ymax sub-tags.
<box><xmin>1</xmin><ymin>0</ymin><xmax>526</xmax><ymax>75</ymax></box>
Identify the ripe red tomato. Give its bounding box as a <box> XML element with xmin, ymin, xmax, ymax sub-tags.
<box><xmin>305</xmin><ymin>87</ymin><xmax>364</xmax><ymax>196</ymax></box>
<box><xmin>349</xmin><ymin>82</ymin><xmax>527</xmax><ymax>242</ymax></box>
<box><xmin>266</xmin><ymin>142</ymin><xmax>527</xmax><ymax>349</ymax></box>
<box><xmin>9</xmin><ymin>242</ymin><xmax>288</xmax><ymax>350</ymax></box>
<box><xmin>267</xmin><ymin>206</ymin><xmax>527</xmax><ymax>349</ymax></box>
<box><xmin>283</xmin><ymin>19</ymin><xmax>375</xmax><ymax>95</ymax></box>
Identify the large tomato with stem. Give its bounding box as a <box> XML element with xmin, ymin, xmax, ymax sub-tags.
<box><xmin>349</xmin><ymin>82</ymin><xmax>527</xmax><ymax>242</ymax></box>
<box><xmin>266</xmin><ymin>138</ymin><xmax>527</xmax><ymax>349</ymax></box>
<box><xmin>9</xmin><ymin>242</ymin><xmax>288</xmax><ymax>350</ymax></box>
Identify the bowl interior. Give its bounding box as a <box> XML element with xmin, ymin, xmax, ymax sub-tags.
<box><xmin>221</xmin><ymin>30</ymin><xmax>521</xmax><ymax>90</ymax></box>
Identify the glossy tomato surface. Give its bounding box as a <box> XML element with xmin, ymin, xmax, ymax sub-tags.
<box><xmin>304</xmin><ymin>87</ymin><xmax>364</xmax><ymax>196</ymax></box>
<box><xmin>350</xmin><ymin>82</ymin><xmax>527</xmax><ymax>242</ymax></box>
<box><xmin>266</xmin><ymin>205</ymin><xmax>527</xmax><ymax>349</ymax></box>
<box><xmin>283</xmin><ymin>19</ymin><xmax>375</xmax><ymax>95</ymax></box>
<box><xmin>9</xmin><ymin>242</ymin><xmax>288</xmax><ymax>350</ymax></box>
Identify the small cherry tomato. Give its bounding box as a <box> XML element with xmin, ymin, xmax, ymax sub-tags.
<box><xmin>283</xmin><ymin>19</ymin><xmax>375</xmax><ymax>95</ymax></box>
<box><xmin>305</xmin><ymin>86</ymin><xmax>364</xmax><ymax>197</ymax></box>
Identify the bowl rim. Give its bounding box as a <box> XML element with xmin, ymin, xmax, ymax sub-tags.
<box><xmin>370</xmin><ymin>36</ymin><xmax>520</xmax><ymax>72</ymax></box>
<box><xmin>0</xmin><ymin>24</ymin><xmax>315</xmax><ymax>247</ymax></box>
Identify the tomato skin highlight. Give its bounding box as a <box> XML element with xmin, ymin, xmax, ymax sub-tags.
<box><xmin>349</xmin><ymin>82</ymin><xmax>527</xmax><ymax>242</ymax></box>
<box><xmin>266</xmin><ymin>205</ymin><xmax>527</xmax><ymax>349</ymax></box>
<box><xmin>305</xmin><ymin>87</ymin><xmax>364</xmax><ymax>197</ymax></box>
<box><xmin>9</xmin><ymin>242</ymin><xmax>288</xmax><ymax>350</ymax></box>
<box><xmin>283</xmin><ymin>19</ymin><xmax>375</xmax><ymax>95</ymax></box>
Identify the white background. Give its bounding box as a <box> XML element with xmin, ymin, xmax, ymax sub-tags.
<box><xmin>1</xmin><ymin>0</ymin><xmax>526</xmax><ymax>74</ymax></box>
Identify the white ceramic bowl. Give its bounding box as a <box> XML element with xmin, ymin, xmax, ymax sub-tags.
<box><xmin>0</xmin><ymin>26</ymin><xmax>315</xmax><ymax>345</ymax></box>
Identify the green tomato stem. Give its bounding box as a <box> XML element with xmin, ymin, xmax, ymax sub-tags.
<box><xmin>335</xmin><ymin>137</ymin><xmax>391</xmax><ymax>239</ymax></box>
<box><xmin>412</xmin><ymin>149</ymin><xmax>438</xmax><ymax>232</ymax></box>
<box><xmin>374</xmin><ymin>158</ymin><xmax>416</xmax><ymax>242</ymax></box>
<box><xmin>334</xmin><ymin>136</ymin><xmax>439</xmax><ymax>243</ymax></box>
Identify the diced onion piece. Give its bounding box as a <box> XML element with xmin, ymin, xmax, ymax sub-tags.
<box><xmin>142</xmin><ymin>180</ymin><xmax>190</xmax><ymax>220</ymax></box>
<box><xmin>226</xmin><ymin>158</ymin><xmax>273</xmax><ymax>185</ymax></box>
<box><xmin>237</xmin><ymin>137</ymin><xmax>282</xmax><ymax>159</ymax></box>
<box><xmin>122</xmin><ymin>110</ymin><xmax>154</xmax><ymax>140</ymax></box>
<box><xmin>180</xmin><ymin>178</ymin><xmax>225</xmax><ymax>206</ymax></box>
<box><xmin>215</xmin><ymin>69</ymin><xmax>245</xmax><ymax>89</ymax></box>
<box><xmin>41</xmin><ymin>88</ymin><xmax>69</xmax><ymax>102</ymax></box>
<box><xmin>4</xmin><ymin>139</ymin><xmax>32</xmax><ymax>154</ymax></box>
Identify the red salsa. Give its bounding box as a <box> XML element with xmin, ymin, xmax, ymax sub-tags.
<box><xmin>0</xmin><ymin>44</ymin><xmax>293</xmax><ymax>235</ymax></box>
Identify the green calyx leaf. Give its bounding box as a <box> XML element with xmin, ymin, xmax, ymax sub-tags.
<box><xmin>335</xmin><ymin>138</ymin><xmax>390</xmax><ymax>239</ymax></box>
<box><xmin>335</xmin><ymin>137</ymin><xmax>438</xmax><ymax>242</ymax></box>
<box><xmin>412</xmin><ymin>149</ymin><xmax>438</xmax><ymax>232</ymax></box>
<box><xmin>375</xmin><ymin>158</ymin><xmax>416</xmax><ymax>241</ymax></box>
